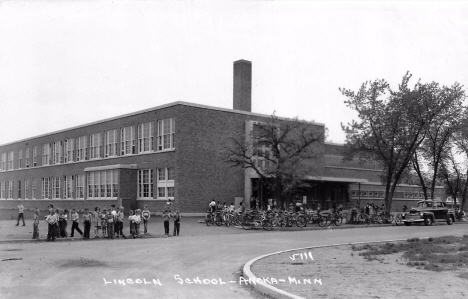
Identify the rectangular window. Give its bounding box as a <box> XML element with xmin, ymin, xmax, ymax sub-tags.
<box><xmin>33</xmin><ymin>146</ymin><xmax>37</xmax><ymax>167</ymax></box>
<box><xmin>52</xmin><ymin>177</ymin><xmax>60</xmax><ymax>199</ymax></box>
<box><xmin>52</xmin><ymin>141</ymin><xmax>63</xmax><ymax>164</ymax></box>
<box><xmin>42</xmin><ymin>143</ymin><xmax>51</xmax><ymax>166</ymax></box>
<box><xmin>32</xmin><ymin>179</ymin><xmax>36</xmax><ymax>199</ymax></box>
<box><xmin>8</xmin><ymin>180</ymin><xmax>13</xmax><ymax>199</ymax></box>
<box><xmin>156</xmin><ymin>167</ymin><xmax>175</xmax><ymax>199</ymax></box>
<box><xmin>138</xmin><ymin>122</ymin><xmax>154</xmax><ymax>153</ymax></box>
<box><xmin>86</xmin><ymin>170</ymin><xmax>118</xmax><ymax>199</ymax></box>
<box><xmin>63</xmin><ymin>176</ymin><xmax>74</xmax><ymax>199</ymax></box>
<box><xmin>105</xmin><ymin>129</ymin><xmax>118</xmax><ymax>157</ymax></box>
<box><xmin>76</xmin><ymin>136</ymin><xmax>87</xmax><ymax>161</ymax></box>
<box><xmin>64</xmin><ymin>139</ymin><xmax>75</xmax><ymax>163</ymax></box>
<box><xmin>18</xmin><ymin>149</ymin><xmax>22</xmax><ymax>169</ymax></box>
<box><xmin>121</xmin><ymin>126</ymin><xmax>135</xmax><ymax>155</ymax></box>
<box><xmin>0</xmin><ymin>181</ymin><xmax>5</xmax><ymax>198</ymax></box>
<box><xmin>18</xmin><ymin>180</ymin><xmax>21</xmax><ymax>199</ymax></box>
<box><xmin>8</xmin><ymin>151</ymin><xmax>14</xmax><ymax>170</ymax></box>
<box><xmin>42</xmin><ymin>178</ymin><xmax>51</xmax><ymax>199</ymax></box>
<box><xmin>157</xmin><ymin>118</ymin><xmax>175</xmax><ymax>151</ymax></box>
<box><xmin>24</xmin><ymin>180</ymin><xmax>28</xmax><ymax>199</ymax></box>
<box><xmin>1</xmin><ymin>153</ymin><xmax>6</xmax><ymax>171</ymax></box>
<box><xmin>90</xmin><ymin>133</ymin><xmax>102</xmax><ymax>160</ymax></box>
<box><xmin>25</xmin><ymin>148</ymin><xmax>29</xmax><ymax>168</ymax></box>
<box><xmin>76</xmin><ymin>175</ymin><xmax>85</xmax><ymax>199</ymax></box>
<box><xmin>138</xmin><ymin>169</ymin><xmax>153</xmax><ymax>199</ymax></box>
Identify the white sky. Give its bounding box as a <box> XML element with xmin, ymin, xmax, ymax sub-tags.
<box><xmin>0</xmin><ymin>0</ymin><xmax>467</xmax><ymax>145</ymax></box>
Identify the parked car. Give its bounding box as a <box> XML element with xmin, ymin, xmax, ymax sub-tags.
<box><xmin>401</xmin><ymin>200</ymin><xmax>455</xmax><ymax>226</ymax></box>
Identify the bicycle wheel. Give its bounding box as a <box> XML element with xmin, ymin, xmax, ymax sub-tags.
<box><xmin>357</xmin><ymin>213</ymin><xmax>368</xmax><ymax>224</ymax></box>
<box><xmin>296</xmin><ymin>215</ymin><xmax>307</xmax><ymax>228</ymax></box>
<box><xmin>280</xmin><ymin>217</ymin><xmax>288</xmax><ymax>228</ymax></box>
<box><xmin>318</xmin><ymin>215</ymin><xmax>327</xmax><ymax>227</ymax></box>
<box><xmin>334</xmin><ymin>215</ymin><xmax>343</xmax><ymax>226</ymax></box>
<box><xmin>372</xmin><ymin>215</ymin><xmax>382</xmax><ymax>224</ymax></box>
<box><xmin>394</xmin><ymin>214</ymin><xmax>403</xmax><ymax>226</ymax></box>
<box><xmin>382</xmin><ymin>213</ymin><xmax>393</xmax><ymax>224</ymax></box>
<box><xmin>225</xmin><ymin>215</ymin><xmax>230</xmax><ymax>227</ymax></box>
<box><xmin>234</xmin><ymin>215</ymin><xmax>241</xmax><ymax>226</ymax></box>
<box><xmin>242</xmin><ymin>216</ymin><xmax>253</xmax><ymax>230</ymax></box>
<box><xmin>206</xmin><ymin>215</ymin><xmax>211</xmax><ymax>226</ymax></box>
<box><xmin>215</xmin><ymin>214</ymin><xmax>223</xmax><ymax>226</ymax></box>
<box><xmin>262</xmin><ymin>219</ymin><xmax>273</xmax><ymax>231</ymax></box>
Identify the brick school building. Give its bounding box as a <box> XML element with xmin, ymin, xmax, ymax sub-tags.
<box><xmin>0</xmin><ymin>60</ymin><xmax>443</xmax><ymax>216</ymax></box>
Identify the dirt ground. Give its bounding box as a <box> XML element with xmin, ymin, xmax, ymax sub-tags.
<box><xmin>252</xmin><ymin>245</ymin><xmax>468</xmax><ymax>299</ymax></box>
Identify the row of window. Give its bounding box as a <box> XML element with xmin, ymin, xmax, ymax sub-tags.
<box><xmin>0</xmin><ymin>168</ymin><xmax>175</xmax><ymax>200</ymax></box>
<box><xmin>0</xmin><ymin>118</ymin><xmax>175</xmax><ymax>171</ymax></box>
<box><xmin>350</xmin><ymin>190</ymin><xmax>433</xmax><ymax>199</ymax></box>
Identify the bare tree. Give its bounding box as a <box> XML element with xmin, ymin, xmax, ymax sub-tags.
<box><xmin>222</xmin><ymin>113</ymin><xmax>324</xmax><ymax>208</ymax></box>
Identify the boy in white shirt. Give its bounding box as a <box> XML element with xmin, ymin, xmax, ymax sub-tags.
<box><xmin>142</xmin><ymin>206</ymin><xmax>150</xmax><ymax>234</ymax></box>
<box><xmin>46</xmin><ymin>210</ymin><xmax>57</xmax><ymax>242</ymax></box>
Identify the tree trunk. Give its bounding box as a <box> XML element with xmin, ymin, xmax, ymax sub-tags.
<box><xmin>275</xmin><ymin>178</ymin><xmax>284</xmax><ymax>209</ymax></box>
<box><xmin>412</xmin><ymin>154</ymin><xmax>428</xmax><ymax>200</ymax></box>
<box><xmin>384</xmin><ymin>170</ymin><xmax>393</xmax><ymax>213</ymax></box>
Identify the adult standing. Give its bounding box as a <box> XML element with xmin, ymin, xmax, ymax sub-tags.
<box><xmin>15</xmin><ymin>202</ymin><xmax>25</xmax><ymax>226</ymax></box>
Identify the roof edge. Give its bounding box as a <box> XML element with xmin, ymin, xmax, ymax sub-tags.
<box><xmin>0</xmin><ymin>101</ymin><xmax>325</xmax><ymax>147</ymax></box>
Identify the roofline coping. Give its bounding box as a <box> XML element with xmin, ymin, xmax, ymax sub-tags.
<box><xmin>0</xmin><ymin>101</ymin><xmax>325</xmax><ymax>147</ymax></box>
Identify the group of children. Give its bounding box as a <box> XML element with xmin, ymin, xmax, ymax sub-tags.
<box><xmin>32</xmin><ymin>202</ymin><xmax>181</xmax><ymax>241</ymax></box>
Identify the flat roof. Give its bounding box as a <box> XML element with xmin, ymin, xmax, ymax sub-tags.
<box><xmin>0</xmin><ymin>101</ymin><xmax>325</xmax><ymax>147</ymax></box>
<box><xmin>305</xmin><ymin>176</ymin><xmax>369</xmax><ymax>183</ymax></box>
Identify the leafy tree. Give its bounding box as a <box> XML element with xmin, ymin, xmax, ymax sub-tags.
<box><xmin>411</xmin><ymin>98</ymin><xmax>464</xmax><ymax>200</ymax></box>
<box><xmin>439</xmin><ymin>149</ymin><xmax>465</xmax><ymax>209</ymax></box>
<box><xmin>341</xmin><ymin>73</ymin><xmax>465</xmax><ymax>212</ymax></box>
<box><xmin>222</xmin><ymin>113</ymin><xmax>324</xmax><ymax>208</ymax></box>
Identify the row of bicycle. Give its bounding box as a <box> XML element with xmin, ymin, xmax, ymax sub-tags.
<box><xmin>204</xmin><ymin>209</ymin><xmax>403</xmax><ymax>231</ymax></box>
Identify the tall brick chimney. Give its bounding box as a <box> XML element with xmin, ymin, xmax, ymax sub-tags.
<box><xmin>233</xmin><ymin>60</ymin><xmax>252</xmax><ymax>112</ymax></box>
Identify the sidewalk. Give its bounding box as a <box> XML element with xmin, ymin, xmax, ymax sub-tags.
<box><xmin>0</xmin><ymin>217</ymin><xmax>207</xmax><ymax>242</ymax></box>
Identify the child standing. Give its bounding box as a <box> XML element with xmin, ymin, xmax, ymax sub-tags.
<box><xmin>128</xmin><ymin>210</ymin><xmax>135</xmax><ymax>238</ymax></box>
<box><xmin>172</xmin><ymin>208</ymin><xmax>181</xmax><ymax>236</ymax></box>
<box><xmin>162</xmin><ymin>209</ymin><xmax>170</xmax><ymax>237</ymax></box>
<box><xmin>116</xmin><ymin>206</ymin><xmax>124</xmax><ymax>238</ymax></box>
<box><xmin>93</xmin><ymin>207</ymin><xmax>101</xmax><ymax>238</ymax></box>
<box><xmin>82</xmin><ymin>208</ymin><xmax>92</xmax><ymax>239</ymax></box>
<box><xmin>32</xmin><ymin>208</ymin><xmax>40</xmax><ymax>240</ymax></box>
<box><xmin>106</xmin><ymin>209</ymin><xmax>114</xmax><ymax>239</ymax></box>
<box><xmin>133</xmin><ymin>209</ymin><xmax>142</xmax><ymax>238</ymax></box>
<box><xmin>142</xmin><ymin>206</ymin><xmax>150</xmax><ymax>234</ymax></box>
<box><xmin>45</xmin><ymin>210</ymin><xmax>57</xmax><ymax>242</ymax></box>
<box><xmin>70</xmin><ymin>208</ymin><xmax>83</xmax><ymax>237</ymax></box>
<box><xmin>101</xmin><ymin>209</ymin><xmax>108</xmax><ymax>238</ymax></box>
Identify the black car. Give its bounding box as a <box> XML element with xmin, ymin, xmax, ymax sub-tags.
<box><xmin>401</xmin><ymin>200</ymin><xmax>455</xmax><ymax>226</ymax></box>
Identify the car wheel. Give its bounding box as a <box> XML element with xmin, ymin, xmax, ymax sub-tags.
<box><xmin>424</xmin><ymin>216</ymin><xmax>433</xmax><ymax>226</ymax></box>
<box><xmin>447</xmin><ymin>216</ymin><xmax>454</xmax><ymax>225</ymax></box>
<box><xmin>404</xmin><ymin>222</ymin><xmax>411</xmax><ymax>226</ymax></box>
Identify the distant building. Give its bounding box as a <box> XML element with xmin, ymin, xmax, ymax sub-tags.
<box><xmin>0</xmin><ymin>60</ymin><xmax>443</xmax><ymax>214</ymax></box>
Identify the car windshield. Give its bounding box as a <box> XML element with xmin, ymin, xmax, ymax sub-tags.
<box><xmin>417</xmin><ymin>201</ymin><xmax>433</xmax><ymax>208</ymax></box>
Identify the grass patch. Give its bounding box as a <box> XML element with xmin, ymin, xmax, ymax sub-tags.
<box><xmin>353</xmin><ymin>236</ymin><xmax>468</xmax><ymax>278</ymax></box>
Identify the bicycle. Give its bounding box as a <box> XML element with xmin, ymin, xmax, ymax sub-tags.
<box><xmin>301</xmin><ymin>210</ymin><xmax>328</xmax><ymax>227</ymax></box>
<box><xmin>325</xmin><ymin>212</ymin><xmax>342</xmax><ymax>226</ymax></box>
<box><xmin>205</xmin><ymin>211</ymin><xmax>215</xmax><ymax>226</ymax></box>
<box><xmin>393</xmin><ymin>213</ymin><xmax>403</xmax><ymax>226</ymax></box>
<box><xmin>241</xmin><ymin>210</ymin><xmax>272</xmax><ymax>231</ymax></box>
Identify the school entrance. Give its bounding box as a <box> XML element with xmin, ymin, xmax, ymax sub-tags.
<box><xmin>250</xmin><ymin>177</ymin><xmax>367</xmax><ymax>210</ymax></box>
